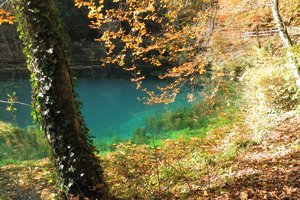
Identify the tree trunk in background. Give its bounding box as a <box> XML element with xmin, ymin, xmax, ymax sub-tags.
<box><xmin>12</xmin><ymin>0</ymin><xmax>110</xmax><ymax>198</ymax></box>
<box><xmin>271</xmin><ymin>0</ymin><xmax>300</xmax><ymax>87</ymax></box>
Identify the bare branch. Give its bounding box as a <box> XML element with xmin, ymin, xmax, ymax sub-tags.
<box><xmin>0</xmin><ymin>99</ymin><xmax>31</xmax><ymax>107</ymax></box>
<box><xmin>0</xmin><ymin>0</ymin><xmax>9</xmax><ymax>8</ymax></box>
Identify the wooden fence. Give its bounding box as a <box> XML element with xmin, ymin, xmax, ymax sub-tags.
<box><xmin>242</xmin><ymin>27</ymin><xmax>299</xmax><ymax>38</ymax></box>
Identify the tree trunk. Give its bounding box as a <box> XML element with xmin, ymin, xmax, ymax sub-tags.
<box><xmin>12</xmin><ymin>0</ymin><xmax>110</xmax><ymax>199</ymax></box>
<box><xmin>271</xmin><ymin>0</ymin><xmax>300</xmax><ymax>87</ymax></box>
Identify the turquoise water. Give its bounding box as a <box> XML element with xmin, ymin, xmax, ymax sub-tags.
<box><xmin>0</xmin><ymin>78</ymin><xmax>191</xmax><ymax>140</ymax></box>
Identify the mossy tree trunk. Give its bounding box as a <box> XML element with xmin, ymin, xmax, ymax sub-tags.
<box><xmin>12</xmin><ymin>0</ymin><xmax>110</xmax><ymax>198</ymax></box>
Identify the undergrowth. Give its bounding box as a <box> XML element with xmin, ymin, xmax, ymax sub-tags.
<box><xmin>101</xmin><ymin>110</ymin><xmax>253</xmax><ymax>199</ymax></box>
<box><xmin>0</xmin><ymin>122</ymin><xmax>49</xmax><ymax>167</ymax></box>
<box><xmin>241</xmin><ymin>46</ymin><xmax>300</xmax><ymax>142</ymax></box>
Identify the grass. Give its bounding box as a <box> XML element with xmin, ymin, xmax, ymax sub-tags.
<box><xmin>0</xmin><ymin>159</ymin><xmax>25</xmax><ymax>167</ymax></box>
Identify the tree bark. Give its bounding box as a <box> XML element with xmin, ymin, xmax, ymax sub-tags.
<box><xmin>271</xmin><ymin>0</ymin><xmax>300</xmax><ymax>87</ymax></box>
<box><xmin>12</xmin><ymin>0</ymin><xmax>110</xmax><ymax>199</ymax></box>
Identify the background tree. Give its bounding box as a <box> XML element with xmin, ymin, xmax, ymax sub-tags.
<box><xmin>12</xmin><ymin>0</ymin><xmax>110</xmax><ymax>198</ymax></box>
<box><xmin>271</xmin><ymin>0</ymin><xmax>300</xmax><ymax>87</ymax></box>
<box><xmin>53</xmin><ymin>0</ymin><xmax>98</xmax><ymax>42</ymax></box>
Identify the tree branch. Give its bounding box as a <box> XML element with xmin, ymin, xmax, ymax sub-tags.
<box><xmin>0</xmin><ymin>0</ymin><xmax>9</xmax><ymax>8</ymax></box>
<box><xmin>0</xmin><ymin>99</ymin><xmax>31</xmax><ymax>107</ymax></box>
<box><xmin>271</xmin><ymin>0</ymin><xmax>293</xmax><ymax>48</ymax></box>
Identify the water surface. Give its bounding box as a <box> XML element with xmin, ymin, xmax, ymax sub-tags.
<box><xmin>0</xmin><ymin>78</ymin><xmax>191</xmax><ymax>140</ymax></box>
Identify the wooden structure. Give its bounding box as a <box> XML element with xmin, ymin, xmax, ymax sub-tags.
<box><xmin>242</xmin><ymin>27</ymin><xmax>299</xmax><ymax>38</ymax></box>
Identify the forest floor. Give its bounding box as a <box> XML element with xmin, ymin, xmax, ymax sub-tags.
<box><xmin>204</xmin><ymin>111</ymin><xmax>300</xmax><ymax>199</ymax></box>
<box><xmin>1</xmin><ymin>111</ymin><xmax>300</xmax><ymax>200</ymax></box>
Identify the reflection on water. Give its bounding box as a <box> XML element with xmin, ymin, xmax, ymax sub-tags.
<box><xmin>0</xmin><ymin>78</ymin><xmax>191</xmax><ymax>139</ymax></box>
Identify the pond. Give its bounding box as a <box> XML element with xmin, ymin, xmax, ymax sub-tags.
<box><xmin>0</xmin><ymin>77</ymin><xmax>193</xmax><ymax>142</ymax></box>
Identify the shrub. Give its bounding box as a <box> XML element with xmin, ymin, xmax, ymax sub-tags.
<box><xmin>0</xmin><ymin>122</ymin><xmax>48</xmax><ymax>164</ymax></box>
<box><xmin>102</xmin><ymin>138</ymin><xmax>209</xmax><ymax>199</ymax></box>
<box><xmin>243</xmin><ymin>47</ymin><xmax>300</xmax><ymax>112</ymax></box>
<box><xmin>241</xmin><ymin>47</ymin><xmax>300</xmax><ymax>142</ymax></box>
<box><xmin>131</xmin><ymin>128</ymin><xmax>149</xmax><ymax>144</ymax></box>
<box><xmin>93</xmin><ymin>135</ymin><xmax>126</xmax><ymax>153</ymax></box>
<box><xmin>145</xmin><ymin>107</ymin><xmax>197</xmax><ymax>134</ymax></box>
